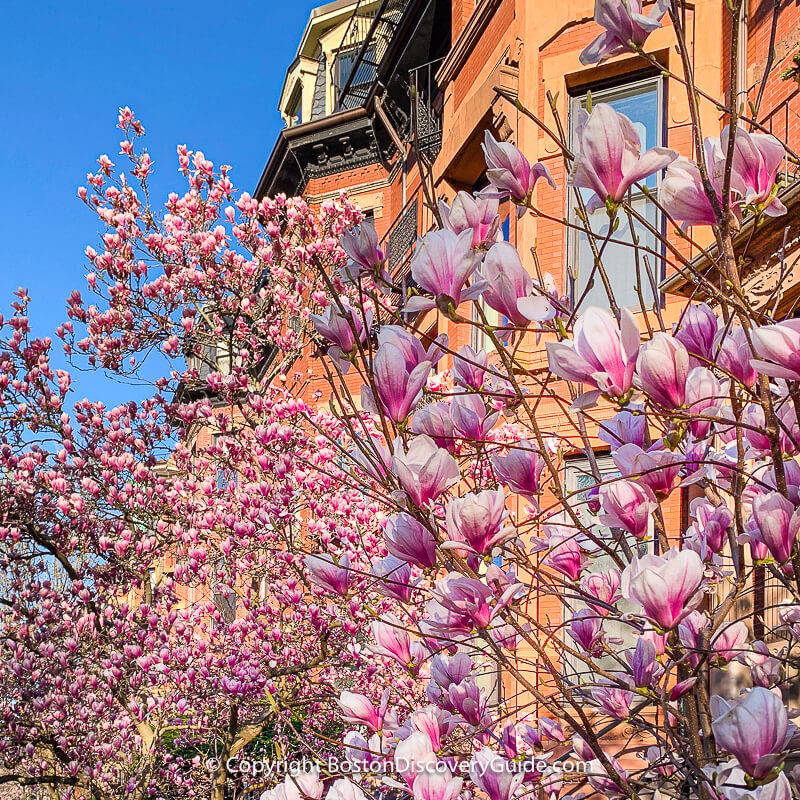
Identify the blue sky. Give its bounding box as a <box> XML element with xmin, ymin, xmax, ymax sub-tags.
<box><xmin>0</xmin><ymin>0</ymin><xmax>318</xmax><ymax>405</ymax></box>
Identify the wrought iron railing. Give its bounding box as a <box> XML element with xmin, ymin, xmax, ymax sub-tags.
<box><xmin>410</xmin><ymin>58</ymin><xmax>445</xmax><ymax>162</ymax></box>
<box><xmin>380</xmin><ymin>185</ymin><xmax>437</xmax><ymax>307</ymax></box>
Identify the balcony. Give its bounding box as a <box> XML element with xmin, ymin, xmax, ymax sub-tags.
<box><xmin>410</xmin><ymin>57</ymin><xmax>444</xmax><ymax>162</ymax></box>
<box><xmin>381</xmin><ymin>185</ymin><xmax>437</xmax><ymax>308</ymax></box>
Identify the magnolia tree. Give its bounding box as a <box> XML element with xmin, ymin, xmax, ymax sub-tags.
<box><xmin>274</xmin><ymin>5</ymin><xmax>800</xmax><ymax>800</ymax></box>
<box><xmin>5</xmin><ymin>1</ymin><xmax>800</xmax><ymax>799</ymax></box>
<box><xmin>0</xmin><ymin>111</ymin><xmax>420</xmax><ymax>800</ymax></box>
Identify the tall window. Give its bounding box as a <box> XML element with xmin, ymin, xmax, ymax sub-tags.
<box><xmin>568</xmin><ymin>76</ymin><xmax>664</xmax><ymax>311</ymax></box>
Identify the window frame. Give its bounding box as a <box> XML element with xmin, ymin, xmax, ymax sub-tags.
<box><xmin>566</xmin><ymin>73</ymin><xmax>667</xmax><ymax>312</ymax></box>
<box><xmin>286</xmin><ymin>86</ymin><xmax>302</xmax><ymax>127</ymax></box>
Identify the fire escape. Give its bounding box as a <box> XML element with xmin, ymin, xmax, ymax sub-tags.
<box><xmin>331</xmin><ymin>0</ymin><xmax>447</xmax><ymax>301</ymax></box>
<box><xmin>332</xmin><ymin>0</ymin><xmax>408</xmax><ymax>111</ymax></box>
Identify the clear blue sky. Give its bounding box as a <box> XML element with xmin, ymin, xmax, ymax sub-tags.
<box><xmin>0</xmin><ymin>0</ymin><xmax>318</xmax><ymax>405</ymax></box>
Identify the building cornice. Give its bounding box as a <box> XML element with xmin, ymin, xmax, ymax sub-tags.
<box><xmin>255</xmin><ymin>108</ymin><xmax>374</xmax><ymax>198</ymax></box>
<box><xmin>660</xmin><ymin>180</ymin><xmax>800</xmax><ymax>313</ymax></box>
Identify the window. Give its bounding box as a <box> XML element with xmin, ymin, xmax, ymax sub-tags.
<box><xmin>470</xmin><ymin>212</ymin><xmax>511</xmax><ymax>353</ymax></box>
<box><xmin>568</xmin><ymin>76</ymin><xmax>664</xmax><ymax>311</ymax></box>
<box><xmin>286</xmin><ymin>88</ymin><xmax>302</xmax><ymax>127</ymax></box>
<box><xmin>334</xmin><ymin>45</ymin><xmax>377</xmax><ymax>109</ymax></box>
<box><xmin>561</xmin><ymin>456</ymin><xmax>652</xmax><ymax>685</ymax></box>
<box><xmin>213</xmin><ymin>434</ymin><xmax>238</xmax><ymax>489</ymax></box>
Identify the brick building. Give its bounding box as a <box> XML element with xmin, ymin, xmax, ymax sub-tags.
<box><xmin>252</xmin><ymin>0</ymin><xmax>800</xmax><ymax>707</ymax></box>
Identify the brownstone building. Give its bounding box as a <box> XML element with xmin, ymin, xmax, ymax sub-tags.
<box><xmin>252</xmin><ymin>0</ymin><xmax>800</xmax><ymax>707</ymax></box>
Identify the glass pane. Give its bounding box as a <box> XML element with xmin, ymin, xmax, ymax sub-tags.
<box><xmin>571</xmin><ymin>80</ymin><xmax>663</xmax><ymax>311</ymax></box>
<box><xmin>577</xmin><ymin>82</ymin><xmax>660</xmax><ymax>185</ymax></box>
<box><xmin>574</xmin><ymin>196</ymin><xmax>658</xmax><ymax>309</ymax></box>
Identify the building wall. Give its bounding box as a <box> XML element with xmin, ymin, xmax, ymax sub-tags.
<box><xmin>175</xmin><ymin>0</ymin><xmax>800</xmax><ymax>725</ymax></box>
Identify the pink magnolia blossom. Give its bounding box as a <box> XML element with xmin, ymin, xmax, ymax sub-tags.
<box><xmin>598</xmin><ymin>408</ymin><xmax>647</xmax><ymax>451</ymax></box>
<box><xmin>621</xmin><ymin>547</ymin><xmax>705</xmax><ymax>629</ymax></box>
<box><xmin>684</xmin><ymin>367</ymin><xmax>727</xmax><ymax>438</ymax></box>
<box><xmin>544</xmin><ymin>526</ymin><xmax>585</xmax><ymax>581</ymax></box>
<box><xmin>413</xmin><ymin>767</ymin><xmax>463</xmax><ymax>800</ymax></box>
<box><xmin>613</xmin><ymin>443</ymin><xmax>684</xmax><ymax>497</ymax></box>
<box><xmin>469</xmin><ymin>748</ymin><xmax>525</xmax><ymax>800</ymax></box>
<box><xmin>304</xmin><ymin>553</ymin><xmax>351</xmax><ymax>596</ymax></box>
<box><xmin>392</xmin><ymin>435</ymin><xmax>460</xmax><ymax>507</ymax></box>
<box><xmin>580</xmin><ymin>569</ymin><xmax>622</xmax><ymax>615</ymax></box>
<box><xmin>445</xmin><ymin>488</ymin><xmax>510</xmax><ymax>555</ymax></box>
<box><xmin>476</xmin><ymin>241</ymin><xmax>540</xmax><ymax>327</ymax></box>
<box><xmin>408</xmin><ymin>706</ymin><xmax>454</xmax><ymax>752</ymax></box>
<box><xmin>439</xmin><ymin>190</ymin><xmax>502</xmax><ymax>248</ymax></box>
<box><xmin>447</xmin><ymin>678</ymin><xmax>490</xmax><ymax>726</ymax></box>
<box><xmin>629</xmin><ymin>636</ymin><xmax>659</xmax><ymax>687</ymax></box>
<box><xmin>426</xmin><ymin>573</ymin><xmax>496</xmax><ymax>635</ymax></box>
<box><xmin>452</xmin><ymin>345</ymin><xmax>487</xmax><ymax>390</ymax></box>
<box><xmin>363</xmin><ymin>341</ymin><xmax>431</xmax><ymax>422</ymax></box>
<box><xmin>710</xmin><ymin>687</ymin><xmax>790</xmax><ymax>778</ymax></box>
<box><xmin>341</xmin><ymin>221</ymin><xmax>385</xmax><ymax>274</ymax></box>
<box><xmin>269</xmin><ymin>769</ymin><xmax>325</xmax><ymax>800</ymax></box>
<box><xmin>570</xmin><ymin>103</ymin><xmax>677</xmax><ymax>213</ymax></box>
<box><xmin>686</xmin><ymin>498</ymin><xmax>733</xmax><ymax>555</ymax></box>
<box><xmin>659</xmin><ymin>155</ymin><xmax>720</xmax><ymax>227</ymax></box>
<box><xmin>673</xmin><ymin>302</ymin><xmax>719</xmax><ymax>363</ymax></box>
<box><xmin>449</xmin><ymin>393</ymin><xmax>499</xmax><ymax>441</ymax></box>
<box><xmin>569</xmin><ymin>608</ymin><xmax>604</xmax><ymax>655</ymax></box>
<box><xmin>378</xmin><ymin>325</ymin><xmax>448</xmax><ymax>369</ymax></box>
<box><xmin>337</xmin><ymin>690</ymin><xmax>388</xmax><ymax>732</ymax></box>
<box><xmin>371</xmin><ymin>615</ymin><xmax>424</xmax><ymax>670</ymax></box>
<box><xmin>411</xmin><ymin>403</ymin><xmax>457</xmax><ymax>453</ymax></box>
<box><xmin>586</xmin><ymin>755</ymin><xmax>628</xmax><ymax>798</ymax></box>
<box><xmin>491</xmin><ymin>441</ymin><xmax>546</xmax><ymax>499</ymax></box>
<box><xmin>327</xmin><ymin>779</ymin><xmax>367</xmax><ymax>800</ymax></box>
<box><xmin>580</xmin><ymin>0</ymin><xmax>669</xmax><ymax>65</ymax></box>
<box><xmin>482</xmin><ymin>131</ymin><xmax>556</xmax><ymax>205</ymax></box>
<box><xmin>384</xmin><ymin>512</ymin><xmax>437</xmax><ymax>568</ymax></box>
<box><xmin>598</xmin><ymin>479</ymin><xmax>656</xmax><ymax>539</ymax></box>
<box><xmin>751</xmin><ymin>319</ymin><xmax>800</xmax><ymax>381</ymax></box>
<box><xmin>406</xmin><ymin>229</ymin><xmax>485</xmax><ymax>313</ymax></box>
<box><xmin>540</xmin><ymin>717</ymin><xmax>565</xmax><ymax>742</ymax></box>
<box><xmin>716</xmin><ymin>324</ymin><xmax>758</xmax><ymax>387</ymax></box>
<box><xmin>311</xmin><ymin>300</ymin><xmax>372</xmax><ymax>373</ymax></box>
<box><xmin>547</xmin><ymin>306</ymin><xmax>640</xmax><ymax>398</ymax></box>
<box><xmin>711</xmin><ymin>621</ymin><xmax>749</xmax><ymax>663</ymax></box>
<box><xmin>661</xmin><ymin>128</ymin><xmax>786</xmax><ymax>227</ymax></box>
<box><xmin>592</xmin><ymin>684</ymin><xmax>634</xmax><ymax>719</ymax></box>
<box><xmin>394</xmin><ymin>731</ymin><xmax>438</xmax><ymax>790</ymax></box>
<box><xmin>724</xmin><ymin>126</ymin><xmax>787</xmax><ymax>216</ymax></box>
<box><xmin>635</xmin><ymin>333</ymin><xmax>690</xmax><ymax>408</ymax></box>
<box><xmin>370</xmin><ymin>556</ymin><xmax>414</xmax><ymax>602</ymax></box>
<box><xmin>751</xmin><ymin>492</ymin><xmax>800</xmax><ymax>565</ymax></box>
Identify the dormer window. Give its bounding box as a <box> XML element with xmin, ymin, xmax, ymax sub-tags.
<box><xmin>286</xmin><ymin>87</ymin><xmax>302</xmax><ymax>127</ymax></box>
<box><xmin>334</xmin><ymin>43</ymin><xmax>377</xmax><ymax>110</ymax></box>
